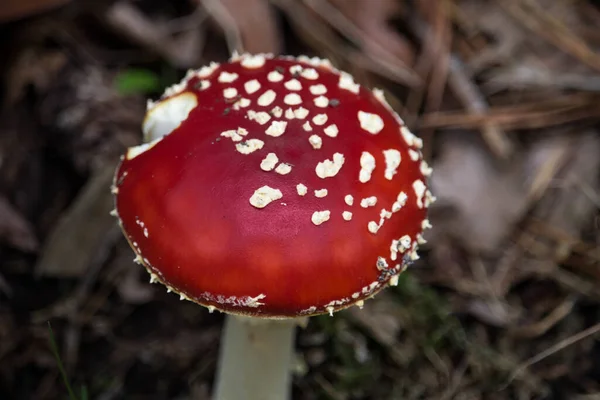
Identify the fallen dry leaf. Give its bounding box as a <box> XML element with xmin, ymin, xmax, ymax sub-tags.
<box><xmin>428</xmin><ymin>132</ymin><xmax>529</xmax><ymax>253</ymax></box>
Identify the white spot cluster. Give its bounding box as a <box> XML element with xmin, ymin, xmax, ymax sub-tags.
<box><xmin>223</xmin><ymin>88</ymin><xmax>238</xmax><ymax>99</ymax></box>
<box><xmin>135</xmin><ymin>217</ymin><xmax>149</xmax><ymax>238</ymax></box>
<box><xmin>294</xmin><ymin>107</ymin><xmax>309</xmax><ymax>119</ymax></box>
<box><xmin>408</xmin><ymin>149</ymin><xmax>420</xmax><ymax>161</ymax></box>
<box><xmin>339</xmin><ymin>72</ymin><xmax>360</xmax><ymax>93</ymax></box>
<box><xmin>376</xmin><ymin>257</ymin><xmax>389</xmax><ymax>271</ymax></box>
<box><xmin>218</xmin><ymin>71</ymin><xmax>239</xmax><ymax>83</ymax></box>
<box><xmin>368</xmin><ymin>207</ymin><xmax>392</xmax><ymax>235</ymax></box>
<box><xmin>284</xmin><ymin>79</ymin><xmax>302</xmax><ymax>91</ymax></box>
<box><xmin>360</xmin><ymin>196</ymin><xmax>378</xmax><ymax>208</ymax></box>
<box><xmin>392</xmin><ymin>192</ymin><xmax>408</xmax><ymax>213</ymax></box>
<box><xmin>390</xmin><ymin>240</ymin><xmax>399</xmax><ymax>261</ymax></box>
<box><xmin>420</xmin><ymin>160</ymin><xmax>433</xmax><ymax>177</ymax></box>
<box><xmin>311</xmin><ymin>210</ymin><xmax>331</xmax><ymax>225</ymax></box>
<box><xmin>314</xmin><ymin>189</ymin><xmax>328</xmax><ymax>198</ymax></box>
<box><xmin>158</xmin><ymin>64</ymin><xmax>218</xmax><ymax>99</ymax></box>
<box><xmin>296</xmin><ymin>183</ymin><xmax>308</xmax><ymax>196</ymax></box>
<box><xmin>200</xmin><ymin>291</ymin><xmax>267</xmax><ymax>309</ymax></box>
<box><xmin>196</xmin><ymin>80</ymin><xmax>210</xmax><ymax>90</ymax></box>
<box><xmin>258</xmin><ymin>90</ymin><xmax>276</xmax><ymax>106</ymax></box>
<box><xmin>413</xmin><ymin>179</ymin><xmax>427</xmax><ymax>208</ymax></box>
<box><xmin>296</xmin><ymin>55</ymin><xmax>334</xmax><ymax>70</ymax></box>
<box><xmin>389</xmin><ymin>232</ymin><xmax>421</xmax><ymax>264</ymax></box>
<box><xmin>314</xmin><ymin>96</ymin><xmax>329</xmax><ymax>108</ymax></box>
<box><xmin>368</xmin><ymin>221</ymin><xmax>379</xmax><ymax>234</ymax></box>
<box><xmin>271</xmin><ymin>106</ymin><xmax>283</xmax><ymax>118</ymax></box>
<box><xmin>275</xmin><ymin>163</ymin><xmax>292</xmax><ymax>175</ymax></box>
<box><xmin>260</xmin><ymin>153</ymin><xmax>279</xmax><ymax>171</ymax></box>
<box><xmin>424</xmin><ymin>190</ymin><xmax>436</xmax><ymax>208</ymax></box>
<box><xmin>245</xmin><ymin>79</ymin><xmax>261</xmax><ymax>94</ymax></box>
<box><xmin>358</xmin><ymin>111</ymin><xmax>384</xmax><ymax>134</ymax></box>
<box><xmin>316</xmin><ymin>153</ymin><xmax>345</xmax><ymax>178</ymax></box>
<box><xmin>220</xmin><ymin>127</ymin><xmax>248</xmax><ymax>142</ymax></box>
<box><xmin>310</xmin><ymin>84</ymin><xmax>327</xmax><ymax>95</ymax></box>
<box><xmin>289</xmin><ymin>65</ymin><xmax>303</xmax><ymax>75</ymax></box>
<box><xmin>164</xmin><ymin>56</ymin><xmax>433</xmax><ymax>290</ymax></box>
<box><xmin>241</xmin><ymin>54</ymin><xmax>266</xmax><ymax>69</ymax></box>
<box><xmin>299</xmin><ymin>306</ymin><xmax>317</xmax><ymax>316</ymax></box>
<box><xmin>232</xmin><ymin>98</ymin><xmax>250</xmax><ymax>110</ymax></box>
<box><xmin>268</xmin><ymin>70</ymin><xmax>284</xmax><ymax>82</ymax></box>
<box><xmin>324</xmin><ymin>124</ymin><xmax>339</xmax><ymax>138</ymax></box>
<box><xmin>247</xmin><ymin>110</ymin><xmax>271</xmax><ymax>125</ymax></box>
<box><xmin>359</xmin><ymin>151</ymin><xmax>376</xmax><ymax>183</ymax></box>
<box><xmin>265</xmin><ymin>121</ymin><xmax>288</xmax><ymax>137</ymax></box>
<box><xmin>249</xmin><ymin>186</ymin><xmax>283</xmax><ymax>208</ymax></box>
<box><xmin>236</xmin><ymin>139</ymin><xmax>264</xmax><ymax>154</ymax></box>
<box><xmin>309</xmin><ymin>135</ymin><xmax>322</xmax><ymax>149</ymax></box>
<box><xmin>301</xmin><ymin>68</ymin><xmax>319</xmax><ymax>80</ymax></box>
<box><xmin>397</xmin><ymin>235</ymin><xmax>412</xmax><ymax>252</ymax></box>
<box><xmin>312</xmin><ymin>114</ymin><xmax>327</xmax><ymax>126</ymax></box>
<box><xmin>284</xmin><ymin>93</ymin><xmax>302</xmax><ymax>105</ymax></box>
<box><xmin>197</xmin><ymin>62</ymin><xmax>219</xmax><ymax>78</ymax></box>
<box><xmin>383</xmin><ymin>149</ymin><xmax>401</xmax><ymax>180</ymax></box>
<box><xmin>138</xmin><ymin>55</ymin><xmax>434</xmax><ymax>311</ymax></box>
<box><xmin>400</xmin><ymin>126</ymin><xmax>423</xmax><ymax>149</ymax></box>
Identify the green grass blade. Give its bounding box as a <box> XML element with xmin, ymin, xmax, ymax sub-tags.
<box><xmin>47</xmin><ymin>322</ymin><xmax>79</xmax><ymax>400</ymax></box>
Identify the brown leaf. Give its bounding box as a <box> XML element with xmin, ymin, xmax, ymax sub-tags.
<box><xmin>428</xmin><ymin>133</ymin><xmax>529</xmax><ymax>253</ymax></box>
<box><xmin>35</xmin><ymin>165</ymin><xmax>117</xmax><ymax>277</ymax></box>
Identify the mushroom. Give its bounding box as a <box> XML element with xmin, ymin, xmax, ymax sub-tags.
<box><xmin>112</xmin><ymin>53</ymin><xmax>434</xmax><ymax>400</ymax></box>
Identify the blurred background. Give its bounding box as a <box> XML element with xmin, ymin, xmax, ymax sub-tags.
<box><xmin>0</xmin><ymin>0</ymin><xmax>599</xmax><ymax>399</ymax></box>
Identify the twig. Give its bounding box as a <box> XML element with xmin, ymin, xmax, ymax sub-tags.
<box><xmin>500</xmin><ymin>0</ymin><xmax>600</xmax><ymax>73</ymax></box>
<box><xmin>105</xmin><ymin>2</ymin><xmax>205</xmax><ymax>68</ymax></box>
<box><xmin>524</xmin><ymin>260</ymin><xmax>600</xmax><ymax>300</ymax></box>
<box><xmin>526</xmin><ymin>218</ymin><xmax>600</xmax><ymax>264</ymax></box>
<box><xmin>420</xmin><ymin>95</ymin><xmax>600</xmax><ymax>130</ymax></box>
<box><xmin>510</xmin><ymin>296</ymin><xmax>577</xmax><ymax>338</ymax></box>
<box><xmin>502</xmin><ymin>322</ymin><xmax>600</xmax><ymax>388</ymax></box>
<box><xmin>199</xmin><ymin>0</ymin><xmax>244</xmax><ymax>54</ymax></box>
<box><xmin>303</xmin><ymin>0</ymin><xmax>420</xmax><ymax>86</ymax></box>
<box><xmin>448</xmin><ymin>54</ymin><xmax>513</xmax><ymax>159</ymax></box>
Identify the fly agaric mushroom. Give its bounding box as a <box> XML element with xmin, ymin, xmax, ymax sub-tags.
<box><xmin>112</xmin><ymin>53</ymin><xmax>433</xmax><ymax>400</ymax></box>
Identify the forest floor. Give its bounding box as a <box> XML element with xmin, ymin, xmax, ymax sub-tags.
<box><xmin>0</xmin><ymin>0</ymin><xmax>599</xmax><ymax>399</ymax></box>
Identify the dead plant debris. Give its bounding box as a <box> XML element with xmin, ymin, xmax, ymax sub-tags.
<box><xmin>0</xmin><ymin>0</ymin><xmax>599</xmax><ymax>399</ymax></box>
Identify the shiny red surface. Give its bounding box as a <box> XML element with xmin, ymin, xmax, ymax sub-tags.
<box><xmin>114</xmin><ymin>56</ymin><xmax>428</xmax><ymax>317</ymax></box>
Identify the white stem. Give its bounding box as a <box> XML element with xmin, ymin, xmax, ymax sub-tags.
<box><xmin>214</xmin><ymin>315</ymin><xmax>297</xmax><ymax>400</ymax></box>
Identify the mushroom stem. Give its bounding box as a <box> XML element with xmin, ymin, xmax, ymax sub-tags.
<box><xmin>214</xmin><ymin>315</ymin><xmax>297</xmax><ymax>400</ymax></box>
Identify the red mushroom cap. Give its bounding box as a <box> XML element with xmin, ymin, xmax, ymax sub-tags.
<box><xmin>113</xmin><ymin>53</ymin><xmax>434</xmax><ymax>318</ymax></box>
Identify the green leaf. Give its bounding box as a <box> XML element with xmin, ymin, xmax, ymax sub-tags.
<box><xmin>114</xmin><ymin>68</ymin><xmax>161</xmax><ymax>95</ymax></box>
